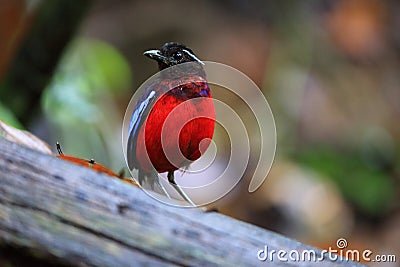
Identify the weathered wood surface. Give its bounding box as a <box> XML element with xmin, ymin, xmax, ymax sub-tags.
<box><xmin>0</xmin><ymin>138</ymin><xmax>364</xmax><ymax>266</ymax></box>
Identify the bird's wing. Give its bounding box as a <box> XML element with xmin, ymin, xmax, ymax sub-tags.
<box><xmin>127</xmin><ymin>88</ymin><xmax>157</xmax><ymax>171</ymax></box>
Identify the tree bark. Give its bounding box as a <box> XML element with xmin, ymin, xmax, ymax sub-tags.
<box><xmin>0</xmin><ymin>138</ymin><xmax>364</xmax><ymax>266</ymax></box>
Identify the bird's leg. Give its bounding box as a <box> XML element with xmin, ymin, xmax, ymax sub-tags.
<box><xmin>167</xmin><ymin>171</ymin><xmax>196</xmax><ymax>206</ymax></box>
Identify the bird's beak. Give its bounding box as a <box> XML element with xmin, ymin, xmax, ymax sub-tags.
<box><xmin>143</xmin><ymin>49</ymin><xmax>169</xmax><ymax>65</ymax></box>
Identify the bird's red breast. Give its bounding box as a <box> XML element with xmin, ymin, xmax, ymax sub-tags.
<box><xmin>134</xmin><ymin>78</ymin><xmax>215</xmax><ymax>174</ymax></box>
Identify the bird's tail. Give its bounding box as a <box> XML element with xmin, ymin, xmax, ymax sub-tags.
<box><xmin>138</xmin><ymin>170</ymin><xmax>171</xmax><ymax>199</ymax></box>
<box><xmin>138</xmin><ymin>170</ymin><xmax>196</xmax><ymax>206</ymax></box>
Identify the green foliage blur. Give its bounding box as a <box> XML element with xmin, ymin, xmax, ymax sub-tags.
<box><xmin>297</xmin><ymin>147</ymin><xmax>396</xmax><ymax>216</ymax></box>
<box><xmin>42</xmin><ymin>38</ymin><xmax>132</xmax><ymax>168</ymax></box>
<box><xmin>0</xmin><ymin>101</ymin><xmax>22</xmax><ymax>129</ymax></box>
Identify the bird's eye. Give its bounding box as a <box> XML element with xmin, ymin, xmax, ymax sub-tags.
<box><xmin>173</xmin><ymin>51</ymin><xmax>183</xmax><ymax>61</ymax></box>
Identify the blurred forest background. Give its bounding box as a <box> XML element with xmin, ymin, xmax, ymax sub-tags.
<box><xmin>0</xmin><ymin>0</ymin><xmax>399</xmax><ymax>265</ymax></box>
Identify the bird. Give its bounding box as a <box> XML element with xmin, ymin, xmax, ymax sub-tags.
<box><xmin>127</xmin><ymin>42</ymin><xmax>215</xmax><ymax>205</ymax></box>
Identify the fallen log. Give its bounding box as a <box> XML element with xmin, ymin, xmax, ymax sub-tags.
<box><xmin>0</xmin><ymin>138</ymin><xmax>364</xmax><ymax>266</ymax></box>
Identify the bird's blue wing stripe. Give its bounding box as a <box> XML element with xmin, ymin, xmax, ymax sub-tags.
<box><xmin>127</xmin><ymin>90</ymin><xmax>157</xmax><ymax>170</ymax></box>
<box><xmin>128</xmin><ymin>90</ymin><xmax>156</xmax><ymax>136</ymax></box>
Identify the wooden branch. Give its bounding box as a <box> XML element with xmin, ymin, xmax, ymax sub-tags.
<box><xmin>0</xmin><ymin>138</ymin><xmax>364</xmax><ymax>266</ymax></box>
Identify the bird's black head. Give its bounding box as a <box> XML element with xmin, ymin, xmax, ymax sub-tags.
<box><xmin>144</xmin><ymin>42</ymin><xmax>204</xmax><ymax>70</ymax></box>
